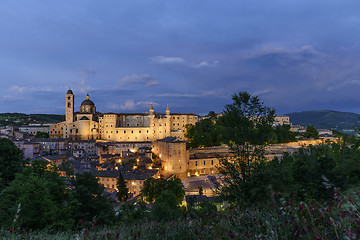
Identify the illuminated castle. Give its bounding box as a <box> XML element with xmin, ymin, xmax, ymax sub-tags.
<box><xmin>50</xmin><ymin>90</ymin><xmax>199</xmax><ymax>141</ymax></box>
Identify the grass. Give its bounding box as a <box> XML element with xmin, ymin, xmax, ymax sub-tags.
<box><xmin>2</xmin><ymin>190</ymin><xmax>360</xmax><ymax>239</ymax></box>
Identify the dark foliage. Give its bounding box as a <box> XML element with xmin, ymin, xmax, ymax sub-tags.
<box><xmin>71</xmin><ymin>172</ymin><xmax>115</xmax><ymax>226</ymax></box>
<box><xmin>0</xmin><ymin>139</ymin><xmax>24</xmax><ymax>186</ymax></box>
<box><xmin>116</xmin><ymin>171</ymin><xmax>129</xmax><ymax>202</ymax></box>
<box><xmin>141</xmin><ymin>177</ymin><xmax>185</xmax><ymax>205</ymax></box>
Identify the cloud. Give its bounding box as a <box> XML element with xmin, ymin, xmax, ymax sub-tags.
<box><xmin>78</xmin><ymin>68</ymin><xmax>96</xmax><ymax>93</ymax></box>
<box><xmin>150</xmin><ymin>56</ymin><xmax>186</xmax><ymax>64</ymax></box>
<box><xmin>108</xmin><ymin>100</ymin><xmax>156</xmax><ymax>111</ymax></box>
<box><xmin>199</xmin><ymin>90</ymin><xmax>228</xmax><ymax>98</ymax></box>
<box><xmin>4</xmin><ymin>85</ymin><xmax>55</xmax><ymax>100</ymax></box>
<box><xmin>9</xmin><ymin>85</ymin><xmax>25</xmax><ymax>94</ymax></box>
<box><xmin>192</xmin><ymin>60</ymin><xmax>219</xmax><ymax>68</ymax></box>
<box><xmin>327</xmin><ymin>79</ymin><xmax>360</xmax><ymax>92</ymax></box>
<box><xmin>243</xmin><ymin>45</ymin><xmax>324</xmax><ymax>60</ymax></box>
<box><xmin>151</xmin><ymin>56</ymin><xmax>219</xmax><ymax>69</ymax></box>
<box><xmin>120</xmin><ymin>74</ymin><xmax>159</xmax><ymax>87</ymax></box>
<box><xmin>252</xmin><ymin>89</ymin><xmax>273</xmax><ymax>96</ymax></box>
<box><xmin>151</xmin><ymin>93</ymin><xmax>199</xmax><ymax>98</ymax></box>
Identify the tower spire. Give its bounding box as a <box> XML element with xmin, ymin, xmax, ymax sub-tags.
<box><xmin>166</xmin><ymin>104</ymin><xmax>170</xmax><ymax>115</ymax></box>
<box><xmin>149</xmin><ymin>103</ymin><xmax>154</xmax><ymax>115</ymax></box>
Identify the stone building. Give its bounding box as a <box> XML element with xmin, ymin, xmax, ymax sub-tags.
<box><xmin>19</xmin><ymin>124</ymin><xmax>50</xmax><ymax>135</ymax></box>
<box><xmin>13</xmin><ymin>141</ymin><xmax>40</xmax><ymax>159</ymax></box>
<box><xmin>274</xmin><ymin>115</ymin><xmax>291</xmax><ymax>126</ymax></box>
<box><xmin>50</xmin><ymin>90</ymin><xmax>199</xmax><ymax>141</ymax></box>
<box><xmin>152</xmin><ymin>137</ymin><xmax>189</xmax><ymax>179</ymax></box>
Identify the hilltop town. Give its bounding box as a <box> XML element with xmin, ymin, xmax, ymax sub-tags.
<box><xmin>0</xmin><ymin>90</ymin><xmax>335</xmax><ymax>201</ymax></box>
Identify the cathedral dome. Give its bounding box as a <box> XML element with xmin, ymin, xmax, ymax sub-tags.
<box><xmin>80</xmin><ymin>94</ymin><xmax>96</xmax><ymax>113</ymax></box>
<box><xmin>81</xmin><ymin>99</ymin><xmax>95</xmax><ymax>107</ymax></box>
<box><xmin>80</xmin><ymin>93</ymin><xmax>95</xmax><ymax>107</ymax></box>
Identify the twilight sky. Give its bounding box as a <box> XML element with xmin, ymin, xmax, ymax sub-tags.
<box><xmin>1</xmin><ymin>0</ymin><xmax>360</xmax><ymax>115</ymax></box>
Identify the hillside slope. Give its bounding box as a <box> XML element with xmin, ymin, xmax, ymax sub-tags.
<box><xmin>0</xmin><ymin>113</ymin><xmax>65</xmax><ymax>126</ymax></box>
<box><xmin>286</xmin><ymin>110</ymin><xmax>360</xmax><ymax>133</ymax></box>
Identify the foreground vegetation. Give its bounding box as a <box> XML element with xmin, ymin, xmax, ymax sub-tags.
<box><xmin>1</xmin><ymin>190</ymin><xmax>360</xmax><ymax>239</ymax></box>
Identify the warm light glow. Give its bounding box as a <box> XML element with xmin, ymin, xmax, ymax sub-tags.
<box><xmin>195</xmin><ymin>172</ymin><xmax>199</xmax><ymax>176</ymax></box>
<box><xmin>159</xmin><ymin>154</ymin><xmax>162</xmax><ymax>158</ymax></box>
<box><xmin>132</xmin><ymin>181</ymin><xmax>135</xmax><ymax>185</ymax></box>
<box><xmin>130</xmin><ymin>149</ymin><xmax>136</xmax><ymax>153</ymax></box>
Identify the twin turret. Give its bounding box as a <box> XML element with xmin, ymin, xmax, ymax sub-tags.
<box><xmin>149</xmin><ymin>103</ymin><xmax>171</xmax><ymax>115</ymax></box>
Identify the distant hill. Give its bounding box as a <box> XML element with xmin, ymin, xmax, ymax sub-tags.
<box><xmin>286</xmin><ymin>110</ymin><xmax>360</xmax><ymax>134</ymax></box>
<box><xmin>0</xmin><ymin>113</ymin><xmax>65</xmax><ymax>127</ymax></box>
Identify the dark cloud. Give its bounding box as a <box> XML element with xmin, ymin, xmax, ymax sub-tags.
<box><xmin>1</xmin><ymin>1</ymin><xmax>360</xmax><ymax>114</ymax></box>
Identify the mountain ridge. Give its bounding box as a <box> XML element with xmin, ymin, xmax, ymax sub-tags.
<box><xmin>285</xmin><ymin>110</ymin><xmax>360</xmax><ymax>133</ymax></box>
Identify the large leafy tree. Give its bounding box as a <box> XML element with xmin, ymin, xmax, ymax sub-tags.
<box><xmin>216</xmin><ymin>91</ymin><xmax>275</xmax><ymax>204</ymax></box>
<box><xmin>141</xmin><ymin>177</ymin><xmax>185</xmax><ymax>205</ymax></box>
<box><xmin>305</xmin><ymin>125</ymin><xmax>319</xmax><ymax>139</ymax></box>
<box><xmin>116</xmin><ymin>171</ymin><xmax>129</xmax><ymax>202</ymax></box>
<box><xmin>0</xmin><ymin>139</ymin><xmax>24</xmax><ymax>186</ymax></box>
<box><xmin>0</xmin><ymin>161</ymin><xmax>73</xmax><ymax>230</ymax></box>
<box><xmin>0</xmin><ymin>173</ymin><xmax>57</xmax><ymax>230</ymax></box>
<box><xmin>185</xmin><ymin>118</ymin><xmax>220</xmax><ymax>148</ymax></box>
<box><xmin>71</xmin><ymin>172</ymin><xmax>114</xmax><ymax>225</ymax></box>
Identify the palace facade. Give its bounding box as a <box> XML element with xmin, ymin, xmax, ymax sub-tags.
<box><xmin>50</xmin><ymin>90</ymin><xmax>199</xmax><ymax>141</ymax></box>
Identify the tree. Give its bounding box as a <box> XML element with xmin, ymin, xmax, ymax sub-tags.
<box><xmin>305</xmin><ymin>125</ymin><xmax>319</xmax><ymax>139</ymax></box>
<box><xmin>0</xmin><ymin>173</ymin><xmax>57</xmax><ymax>230</ymax></box>
<box><xmin>71</xmin><ymin>172</ymin><xmax>114</xmax><ymax>225</ymax></box>
<box><xmin>0</xmin><ymin>162</ymin><xmax>73</xmax><ymax>231</ymax></box>
<box><xmin>185</xmin><ymin>118</ymin><xmax>220</xmax><ymax>148</ymax></box>
<box><xmin>207</xmin><ymin>111</ymin><xmax>217</xmax><ymax>119</ymax></box>
<box><xmin>35</xmin><ymin>131</ymin><xmax>49</xmax><ymax>138</ymax></box>
<box><xmin>216</xmin><ymin>91</ymin><xmax>275</xmax><ymax>204</ymax></box>
<box><xmin>141</xmin><ymin>177</ymin><xmax>185</xmax><ymax>205</ymax></box>
<box><xmin>198</xmin><ymin>186</ymin><xmax>203</xmax><ymax>195</ymax></box>
<box><xmin>273</xmin><ymin>124</ymin><xmax>296</xmax><ymax>143</ymax></box>
<box><xmin>0</xmin><ymin>139</ymin><xmax>24</xmax><ymax>185</ymax></box>
<box><xmin>116</xmin><ymin>171</ymin><xmax>129</xmax><ymax>202</ymax></box>
<box><xmin>151</xmin><ymin>190</ymin><xmax>183</xmax><ymax>221</ymax></box>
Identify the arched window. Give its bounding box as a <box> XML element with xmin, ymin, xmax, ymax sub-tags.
<box><xmin>68</xmin><ymin>102</ymin><xmax>71</xmax><ymax>107</ymax></box>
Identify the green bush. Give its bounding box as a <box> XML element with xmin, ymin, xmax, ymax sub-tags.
<box><xmin>152</xmin><ymin>190</ymin><xmax>184</xmax><ymax>221</ymax></box>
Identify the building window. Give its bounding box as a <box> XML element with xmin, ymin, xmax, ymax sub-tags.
<box><xmin>195</xmin><ymin>161</ymin><xmax>197</xmax><ymax>166</ymax></box>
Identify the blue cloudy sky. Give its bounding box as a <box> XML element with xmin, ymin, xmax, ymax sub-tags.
<box><xmin>1</xmin><ymin>0</ymin><xmax>360</xmax><ymax>115</ymax></box>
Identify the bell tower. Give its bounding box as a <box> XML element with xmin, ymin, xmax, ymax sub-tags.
<box><xmin>66</xmin><ymin>89</ymin><xmax>74</xmax><ymax>123</ymax></box>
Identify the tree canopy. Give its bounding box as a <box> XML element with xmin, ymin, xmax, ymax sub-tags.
<box><xmin>141</xmin><ymin>177</ymin><xmax>185</xmax><ymax>205</ymax></box>
<box><xmin>116</xmin><ymin>171</ymin><xmax>129</xmax><ymax>202</ymax></box>
<box><xmin>0</xmin><ymin>139</ymin><xmax>24</xmax><ymax>186</ymax></box>
<box><xmin>71</xmin><ymin>172</ymin><xmax>114</xmax><ymax>225</ymax></box>
<box><xmin>215</xmin><ymin>91</ymin><xmax>275</xmax><ymax>204</ymax></box>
